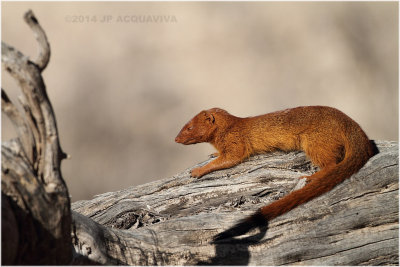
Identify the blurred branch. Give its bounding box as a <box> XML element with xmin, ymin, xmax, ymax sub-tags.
<box><xmin>1</xmin><ymin>88</ymin><xmax>35</xmax><ymax>164</ymax></box>
<box><xmin>24</xmin><ymin>9</ymin><xmax>51</xmax><ymax>71</ymax></box>
<box><xmin>1</xmin><ymin>10</ymin><xmax>71</xmax><ymax>264</ymax></box>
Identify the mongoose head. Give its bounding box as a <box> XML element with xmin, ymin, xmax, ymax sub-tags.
<box><xmin>175</xmin><ymin>108</ymin><xmax>225</xmax><ymax>145</ymax></box>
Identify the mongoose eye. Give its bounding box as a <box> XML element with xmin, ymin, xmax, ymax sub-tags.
<box><xmin>187</xmin><ymin>126</ymin><xmax>193</xmax><ymax>131</ymax></box>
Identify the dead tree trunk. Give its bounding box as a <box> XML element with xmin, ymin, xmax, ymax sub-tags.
<box><xmin>2</xmin><ymin>10</ymin><xmax>398</xmax><ymax>266</ymax></box>
<box><xmin>1</xmin><ymin>10</ymin><xmax>72</xmax><ymax>265</ymax></box>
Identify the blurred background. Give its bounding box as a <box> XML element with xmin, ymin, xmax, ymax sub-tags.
<box><xmin>2</xmin><ymin>2</ymin><xmax>398</xmax><ymax>202</ymax></box>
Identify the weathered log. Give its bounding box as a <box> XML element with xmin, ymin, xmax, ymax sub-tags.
<box><xmin>1</xmin><ymin>10</ymin><xmax>71</xmax><ymax>264</ymax></box>
<box><xmin>72</xmin><ymin>141</ymin><xmax>398</xmax><ymax>265</ymax></box>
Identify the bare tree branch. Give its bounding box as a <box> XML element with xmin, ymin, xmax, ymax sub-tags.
<box><xmin>23</xmin><ymin>9</ymin><xmax>50</xmax><ymax>71</ymax></box>
<box><xmin>1</xmin><ymin>89</ymin><xmax>35</xmax><ymax>164</ymax></box>
<box><xmin>1</xmin><ymin>10</ymin><xmax>71</xmax><ymax>264</ymax></box>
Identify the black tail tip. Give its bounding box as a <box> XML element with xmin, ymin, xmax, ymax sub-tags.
<box><xmin>212</xmin><ymin>210</ymin><xmax>267</xmax><ymax>243</ymax></box>
<box><xmin>370</xmin><ymin>140</ymin><xmax>380</xmax><ymax>156</ymax></box>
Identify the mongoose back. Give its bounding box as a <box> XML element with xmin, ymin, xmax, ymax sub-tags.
<box><xmin>175</xmin><ymin>106</ymin><xmax>375</xmax><ymax>240</ymax></box>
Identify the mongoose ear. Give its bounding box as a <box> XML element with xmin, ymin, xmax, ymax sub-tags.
<box><xmin>204</xmin><ymin>111</ymin><xmax>215</xmax><ymax>124</ymax></box>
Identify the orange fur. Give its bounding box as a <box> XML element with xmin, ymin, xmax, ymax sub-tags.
<box><xmin>175</xmin><ymin>106</ymin><xmax>375</xmax><ymax>240</ymax></box>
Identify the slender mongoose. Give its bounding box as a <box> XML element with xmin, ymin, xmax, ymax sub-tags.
<box><xmin>175</xmin><ymin>106</ymin><xmax>375</xmax><ymax>240</ymax></box>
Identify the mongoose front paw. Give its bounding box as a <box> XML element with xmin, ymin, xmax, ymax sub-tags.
<box><xmin>191</xmin><ymin>167</ymin><xmax>205</xmax><ymax>178</ymax></box>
